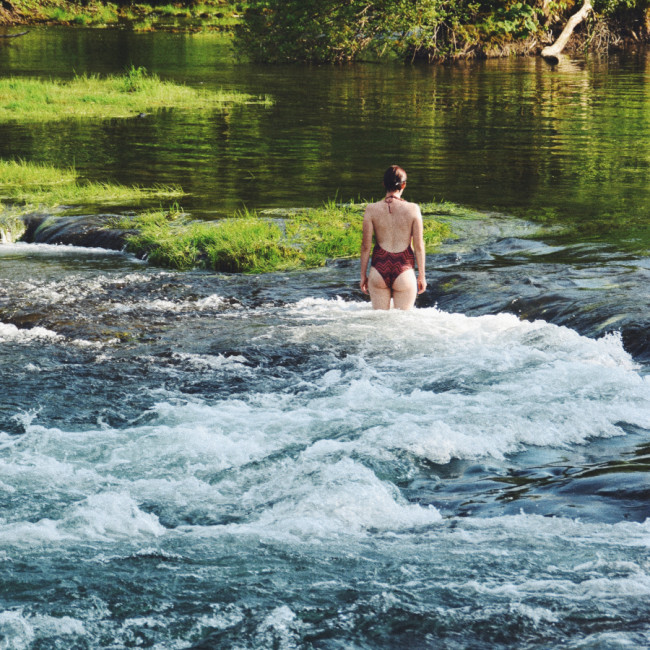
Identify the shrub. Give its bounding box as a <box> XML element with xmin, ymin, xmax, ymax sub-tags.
<box><xmin>235</xmin><ymin>0</ymin><xmax>547</xmax><ymax>62</ymax></box>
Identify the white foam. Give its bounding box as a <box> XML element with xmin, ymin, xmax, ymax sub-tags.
<box><xmin>574</xmin><ymin>630</ymin><xmax>650</xmax><ymax>648</ymax></box>
<box><xmin>459</xmin><ymin>573</ymin><xmax>650</xmax><ymax>601</ymax></box>
<box><xmin>222</xmin><ymin>457</ymin><xmax>441</xmax><ymax>540</ymax></box>
<box><xmin>0</xmin><ymin>242</ymin><xmax>124</xmax><ymax>257</ymax></box>
<box><xmin>0</xmin><ymin>320</ymin><xmax>109</xmax><ymax>350</ymax></box>
<box><xmin>172</xmin><ymin>352</ymin><xmax>250</xmax><ymax>371</ymax></box>
<box><xmin>0</xmin><ymin>610</ymin><xmax>35</xmax><ymax>650</ymax></box>
<box><xmin>1</xmin><ymin>301</ymin><xmax>648</xmax><ymax>546</ymax></box>
<box><xmin>0</xmin><ymin>322</ymin><xmax>62</xmax><ymax>343</ymax></box>
<box><xmin>195</xmin><ymin>295</ymin><xmax>227</xmax><ymax>309</ymax></box>
<box><xmin>0</xmin><ymin>493</ymin><xmax>165</xmax><ymax>544</ymax></box>
<box><xmin>256</xmin><ymin>303</ymin><xmax>649</xmax><ymax>463</ymax></box>
<box><xmin>3</xmin><ymin>272</ymin><xmax>160</xmax><ymax>314</ymax></box>
<box><xmin>455</xmin><ymin>512</ymin><xmax>650</xmax><ymax>547</ymax></box>
<box><xmin>255</xmin><ymin>606</ymin><xmax>301</xmax><ymax>650</ymax></box>
<box><xmin>509</xmin><ymin>603</ymin><xmax>560</xmax><ymax>625</ymax></box>
<box><xmin>110</xmin><ymin>293</ymin><xmax>225</xmax><ymax>314</ymax></box>
<box><xmin>192</xmin><ymin>604</ymin><xmax>245</xmax><ymax>634</ymax></box>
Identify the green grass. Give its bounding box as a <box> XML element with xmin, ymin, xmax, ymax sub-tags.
<box><xmin>0</xmin><ymin>67</ymin><xmax>269</xmax><ymax>123</ymax></box>
<box><xmin>121</xmin><ymin>209</ymin><xmax>304</xmax><ymax>272</ymax></box>
<box><xmin>420</xmin><ymin>200</ymin><xmax>489</xmax><ymax>220</ymax></box>
<box><xmin>9</xmin><ymin>0</ymin><xmax>242</xmax><ymax>30</ymax></box>
<box><xmin>39</xmin><ymin>1</ymin><xmax>118</xmax><ymax>25</ymax></box>
<box><xmin>118</xmin><ymin>201</ymin><xmax>452</xmax><ymax>273</ymax></box>
<box><xmin>0</xmin><ymin>160</ymin><xmax>184</xmax><ymax>208</ymax></box>
<box><xmin>155</xmin><ymin>4</ymin><xmax>191</xmax><ymax>17</ymax></box>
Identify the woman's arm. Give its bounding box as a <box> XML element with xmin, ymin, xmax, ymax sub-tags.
<box><xmin>412</xmin><ymin>207</ymin><xmax>427</xmax><ymax>294</ymax></box>
<box><xmin>360</xmin><ymin>210</ymin><xmax>374</xmax><ymax>294</ymax></box>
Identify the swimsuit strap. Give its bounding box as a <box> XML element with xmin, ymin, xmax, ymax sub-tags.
<box><xmin>384</xmin><ymin>195</ymin><xmax>405</xmax><ymax>214</ymax></box>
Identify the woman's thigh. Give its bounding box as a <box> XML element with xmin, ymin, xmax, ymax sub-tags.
<box><xmin>391</xmin><ymin>269</ymin><xmax>417</xmax><ymax>310</ymax></box>
<box><xmin>368</xmin><ymin>267</ymin><xmax>392</xmax><ymax>310</ymax></box>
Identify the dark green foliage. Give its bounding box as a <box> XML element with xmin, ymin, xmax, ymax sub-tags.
<box><xmin>235</xmin><ymin>0</ymin><xmax>546</xmax><ymax>62</ymax></box>
<box><xmin>235</xmin><ymin>0</ymin><xmax>385</xmax><ymax>63</ymax></box>
<box><xmin>236</xmin><ymin>0</ymin><xmax>650</xmax><ymax>62</ymax></box>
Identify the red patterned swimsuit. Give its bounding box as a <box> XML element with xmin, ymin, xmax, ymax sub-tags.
<box><xmin>371</xmin><ymin>244</ymin><xmax>415</xmax><ymax>288</ymax></box>
<box><xmin>370</xmin><ymin>194</ymin><xmax>416</xmax><ymax>288</ymax></box>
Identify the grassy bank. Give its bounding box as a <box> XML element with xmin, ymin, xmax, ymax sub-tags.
<box><xmin>116</xmin><ymin>202</ymin><xmax>452</xmax><ymax>273</ymax></box>
<box><xmin>0</xmin><ymin>159</ymin><xmax>184</xmax><ymax>207</ymax></box>
<box><xmin>0</xmin><ymin>66</ymin><xmax>266</xmax><ymax>123</ymax></box>
<box><xmin>0</xmin><ymin>158</ymin><xmax>185</xmax><ymax>242</ymax></box>
<box><xmin>1</xmin><ymin>0</ymin><xmax>243</xmax><ymax>31</ymax></box>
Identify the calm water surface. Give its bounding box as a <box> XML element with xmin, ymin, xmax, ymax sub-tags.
<box><xmin>0</xmin><ymin>28</ymin><xmax>649</xmax><ymax>649</ymax></box>
<box><xmin>1</xmin><ymin>27</ymin><xmax>650</xmax><ymax>239</ymax></box>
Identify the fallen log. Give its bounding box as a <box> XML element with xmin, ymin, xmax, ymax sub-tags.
<box><xmin>541</xmin><ymin>0</ymin><xmax>592</xmax><ymax>61</ymax></box>
<box><xmin>0</xmin><ymin>31</ymin><xmax>28</xmax><ymax>38</ymax></box>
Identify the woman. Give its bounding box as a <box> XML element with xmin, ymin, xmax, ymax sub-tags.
<box><xmin>360</xmin><ymin>165</ymin><xmax>427</xmax><ymax>310</ymax></box>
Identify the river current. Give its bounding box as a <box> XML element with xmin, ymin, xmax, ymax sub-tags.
<box><xmin>1</xmin><ymin>28</ymin><xmax>650</xmax><ymax>649</ymax></box>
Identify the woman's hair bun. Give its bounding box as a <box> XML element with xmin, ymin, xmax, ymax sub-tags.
<box><xmin>383</xmin><ymin>165</ymin><xmax>407</xmax><ymax>191</ymax></box>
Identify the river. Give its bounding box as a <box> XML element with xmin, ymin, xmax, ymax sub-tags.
<box><xmin>0</xmin><ymin>28</ymin><xmax>649</xmax><ymax>649</ymax></box>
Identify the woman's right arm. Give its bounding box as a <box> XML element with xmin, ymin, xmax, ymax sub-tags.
<box><xmin>412</xmin><ymin>207</ymin><xmax>427</xmax><ymax>294</ymax></box>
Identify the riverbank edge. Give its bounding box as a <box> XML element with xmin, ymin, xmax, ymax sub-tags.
<box><xmin>0</xmin><ymin>0</ymin><xmax>241</xmax><ymax>32</ymax></box>
<box><xmin>0</xmin><ymin>158</ymin><xmax>448</xmax><ymax>275</ymax></box>
<box><xmin>3</xmin><ymin>2</ymin><xmax>650</xmax><ymax>60</ymax></box>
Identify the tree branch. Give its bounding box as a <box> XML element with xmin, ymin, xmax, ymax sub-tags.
<box><xmin>541</xmin><ymin>0</ymin><xmax>592</xmax><ymax>60</ymax></box>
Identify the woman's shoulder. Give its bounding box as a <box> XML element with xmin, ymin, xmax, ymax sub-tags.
<box><xmin>364</xmin><ymin>200</ymin><xmax>385</xmax><ymax>217</ymax></box>
<box><xmin>401</xmin><ymin>199</ymin><xmax>422</xmax><ymax>216</ymax></box>
<box><xmin>366</xmin><ymin>199</ymin><xmax>385</xmax><ymax>209</ymax></box>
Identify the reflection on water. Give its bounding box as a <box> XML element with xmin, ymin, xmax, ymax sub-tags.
<box><xmin>1</xmin><ymin>28</ymin><xmax>650</xmax><ymax>246</ymax></box>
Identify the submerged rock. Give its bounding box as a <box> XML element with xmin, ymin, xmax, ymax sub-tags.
<box><xmin>19</xmin><ymin>214</ymin><xmax>133</xmax><ymax>251</ymax></box>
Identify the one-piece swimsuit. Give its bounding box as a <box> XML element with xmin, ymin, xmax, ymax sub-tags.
<box><xmin>370</xmin><ymin>196</ymin><xmax>415</xmax><ymax>288</ymax></box>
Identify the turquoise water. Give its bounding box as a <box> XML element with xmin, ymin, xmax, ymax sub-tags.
<box><xmin>0</xmin><ymin>28</ymin><xmax>649</xmax><ymax>649</ymax></box>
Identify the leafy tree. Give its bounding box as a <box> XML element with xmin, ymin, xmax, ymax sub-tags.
<box><xmin>235</xmin><ymin>0</ymin><xmax>546</xmax><ymax>62</ymax></box>
<box><xmin>236</xmin><ymin>0</ymin><xmax>650</xmax><ymax>62</ymax></box>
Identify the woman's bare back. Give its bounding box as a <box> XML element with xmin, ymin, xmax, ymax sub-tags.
<box><xmin>365</xmin><ymin>197</ymin><xmax>421</xmax><ymax>252</ymax></box>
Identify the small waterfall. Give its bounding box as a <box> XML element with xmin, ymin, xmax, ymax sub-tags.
<box><xmin>10</xmin><ymin>213</ymin><xmax>132</xmax><ymax>250</ymax></box>
<box><xmin>0</xmin><ymin>211</ymin><xmax>27</xmax><ymax>244</ymax></box>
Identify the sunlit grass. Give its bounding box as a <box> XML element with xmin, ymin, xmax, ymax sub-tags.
<box><xmin>155</xmin><ymin>4</ymin><xmax>191</xmax><ymax>17</ymax></box>
<box><xmin>120</xmin><ymin>209</ymin><xmax>304</xmax><ymax>272</ymax></box>
<box><xmin>0</xmin><ymin>67</ymin><xmax>270</xmax><ymax>123</ymax></box>
<box><xmin>10</xmin><ymin>0</ymin><xmax>242</xmax><ymax>29</ymax></box>
<box><xmin>41</xmin><ymin>2</ymin><xmax>118</xmax><ymax>25</ymax></box>
<box><xmin>0</xmin><ymin>160</ymin><xmax>185</xmax><ymax>207</ymax></box>
<box><xmin>420</xmin><ymin>200</ymin><xmax>488</xmax><ymax>220</ymax></box>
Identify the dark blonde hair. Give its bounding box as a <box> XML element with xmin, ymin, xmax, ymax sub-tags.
<box><xmin>383</xmin><ymin>165</ymin><xmax>407</xmax><ymax>191</ymax></box>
